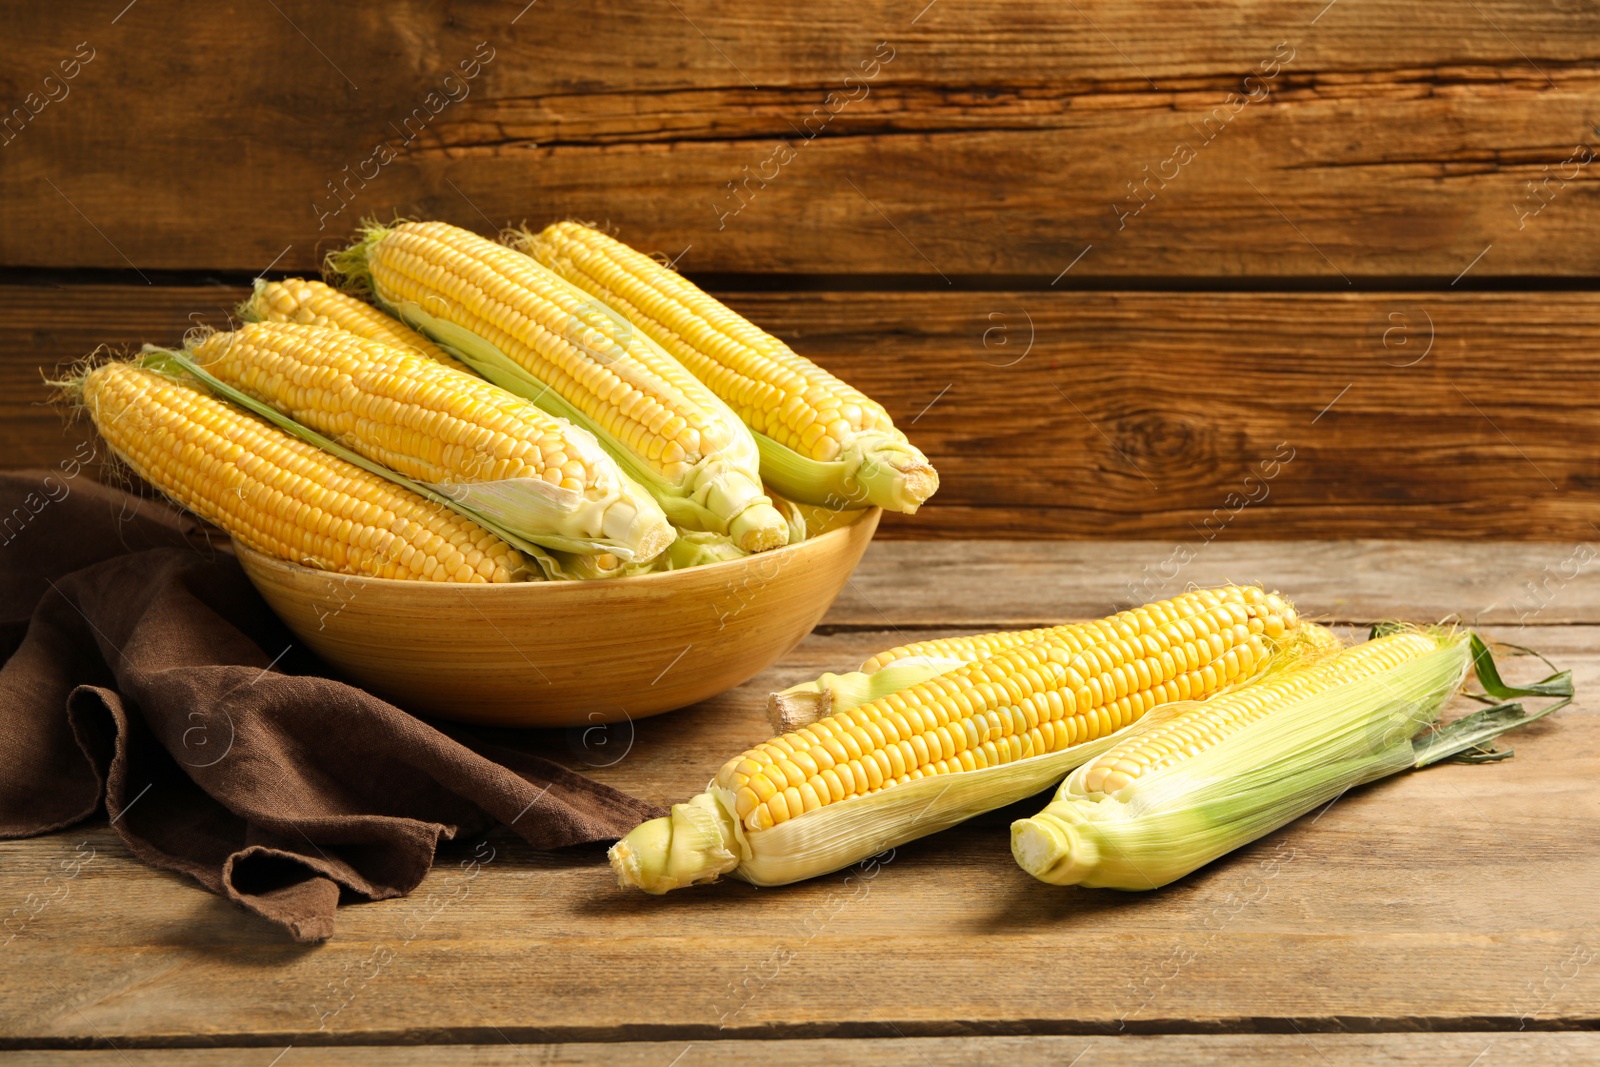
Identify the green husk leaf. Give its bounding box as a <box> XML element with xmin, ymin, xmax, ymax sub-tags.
<box><xmin>1412</xmin><ymin>697</ymin><xmax>1568</xmax><ymax>768</ymax></box>
<box><xmin>1469</xmin><ymin>632</ymin><xmax>1574</xmax><ymax>700</ymax></box>
<box><xmin>1450</xmin><ymin>743</ymin><xmax>1515</xmax><ymax>764</ymax></box>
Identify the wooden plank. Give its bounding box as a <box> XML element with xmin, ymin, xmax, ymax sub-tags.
<box><xmin>2</xmin><ymin>618</ymin><xmax>1594</xmax><ymax>1046</ymax></box>
<box><xmin>8</xmin><ymin>1034</ymin><xmax>1600</xmax><ymax>1064</ymax></box>
<box><xmin>743</xmin><ymin>289</ymin><xmax>1600</xmax><ymax>540</ymax></box>
<box><xmin>826</xmin><ymin>541</ymin><xmax>1600</xmax><ymax>629</ymax></box>
<box><xmin>2</xmin><ymin>3</ymin><xmax>1599</xmax><ymax>275</ymax></box>
<box><xmin>0</xmin><ymin>285</ymin><xmax>245</xmax><ymax>468</ymax></box>
<box><xmin>5</xmin><ymin>286</ymin><xmax>1599</xmax><ymax>539</ymax></box>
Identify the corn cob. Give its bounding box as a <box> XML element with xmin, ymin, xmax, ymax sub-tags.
<box><xmin>1009</xmin><ymin>628</ymin><xmax>1560</xmax><ymax>890</ymax></box>
<box><xmin>610</xmin><ymin>586</ymin><xmax>1320</xmax><ymax>892</ymax></box>
<box><xmin>768</xmin><ymin>587</ymin><xmax>1309</xmax><ymax>732</ymax></box>
<box><xmin>515</xmin><ymin>222</ymin><xmax>938</xmax><ymax>513</ymax></box>
<box><xmin>330</xmin><ymin>221</ymin><xmax>790</xmax><ymax>553</ymax></box>
<box><xmin>76</xmin><ymin>362</ymin><xmax>524</xmax><ymax>582</ymax></box>
<box><xmin>184</xmin><ymin>321</ymin><xmax>673</xmax><ymax>562</ymax></box>
<box><xmin>240</xmin><ymin>277</ymin><xmax>474</xmax><ymax>375</ymax></box>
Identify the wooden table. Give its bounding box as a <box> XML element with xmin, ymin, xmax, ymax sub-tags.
<box><xmin>3</xmin><ymin>540</ymin><xmax>1596</xmax><ymax>1064</ymax></box>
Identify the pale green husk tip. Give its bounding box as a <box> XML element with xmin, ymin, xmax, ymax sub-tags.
<box><xmin>609</xmin><ymin>793</ymin><xmax>739</xmax><ymax>894</ymax></box>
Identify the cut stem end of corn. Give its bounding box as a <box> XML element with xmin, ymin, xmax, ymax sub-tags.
<box><xmin>766</xmin><ymin>657</ymin><xmax>967</xmax><ymax>733</ymax></box>
<box><xmin>854</xmin><ymin>443</ymin><xmax>940</xmax><ymax>514</ymax></box>
<box><xmin>726</xmin><ymin>498</ymin><xmax>790</xmax><ymax>553</ymax></box>
<box><xmin>1010</xmin><ymin>812</ymin><xmax>1098</xmax><ymax>886</ymax></box>
<box><xmin>609</xmin><ymin>792</ymin><xmax>740</xmax><ymax>894</ymax></box>
<box><xmin>767</xmin><ymin>687</ymin><xmax>833</xmax><ymax>736</ymax></box>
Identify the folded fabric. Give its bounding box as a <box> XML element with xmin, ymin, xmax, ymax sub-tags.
<box><xmin>0</xmin><ymin>469</ymin><xmax>661</xmax><ymax>942</ymax></box>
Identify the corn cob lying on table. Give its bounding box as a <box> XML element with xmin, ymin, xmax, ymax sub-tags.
<box><xmin>614</xmin><ymin>604</ymin><xmax>1571</xmax><ymax>894</ymax></box>
<box><xmin>1013</xmin><ymin>627</ymin><xmax>1573</xmax><ymax>889</ymax></box>
<box><xmin>766</xmin><ymin>591</ymin><xmax>1305</xmax><ymax>732</ymax></box>
<box><xmin>610</xmin><ymin>586</ymin><xmax>1321</xmax><ymax>892</ymax></box>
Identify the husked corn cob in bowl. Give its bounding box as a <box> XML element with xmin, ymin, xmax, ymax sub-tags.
<box><xmin>68</xmin><ymin>361</ymin><xmax>526</xmax><ymax>583</ymax></box>
<box><xmin>173</xmin><ymin>320</ymin><xmax>674</xmax><ymax>562</ymax></box>
<box><xmin>515</xmin><ymin>222</ymin><xmax>938</xmax><ymax>513</ymax></box>
<box><xmin>241</xmin><ymin>276</ymin><xmax>475</xmax><ymax>375</ymax></box>
<box><xmin>329</xmin><ymin>221</ymin><xmax>792</xmax><ymax>554</ymax></box>
<box><xmin>610</xmin><ymin>586</ymin><xmax>1328</xmax><ymax>892</ymax></box>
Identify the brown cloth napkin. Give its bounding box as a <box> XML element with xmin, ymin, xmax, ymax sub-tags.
<box><xmin>0</xmin><ymin>468</ymin><xmax>661</xmax><ymax>942</ymax></box>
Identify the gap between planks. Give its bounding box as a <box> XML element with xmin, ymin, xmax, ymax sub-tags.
<box><xmin>4</xmin><ymin>1033</ymin><xmax>1600</xmax><ymax>1066</ymax></box>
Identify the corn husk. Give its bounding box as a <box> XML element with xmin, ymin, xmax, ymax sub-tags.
<box><xmin>421</xmin><ymin>474</ymin><xmax>670</xmax><ymax>563</ymax></box>
<box><xmin>1011</xmin><ymin>629</ymin><xmax>1572</xmax><ymax>890</ymax></box>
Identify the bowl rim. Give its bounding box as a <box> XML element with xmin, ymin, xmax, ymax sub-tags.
<box><xmin>232</xmin><ymin>506</ymin><xmax>881</xmax><ymax>592</ymax></box>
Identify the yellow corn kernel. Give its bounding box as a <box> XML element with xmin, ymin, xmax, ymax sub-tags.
<box><xmin>243</xmin><ymin>277</ymin><xmax>474</xmax><ymax>375</ymax></box>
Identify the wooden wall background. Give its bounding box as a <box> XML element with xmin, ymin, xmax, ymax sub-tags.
<box><xmin>3</xmin><ymin>0</ymin><xmax>1597</xmax><ymax>538</ymax></box>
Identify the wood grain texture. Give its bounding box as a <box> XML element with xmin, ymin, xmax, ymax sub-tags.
<box><xmin>3</xmin><ymin>3</ymin><xmax>1599</xmax><ymax>275</ymax></box>
<box><xmin>826</xmin><ymin>540</ymin><xmax>1600</xmax><ymax>629</ymax></box>
<box><xmin>1</xmin><ymin>607</ymin><xmax>1593</xmax><ymax>1046</ymax></box>
<box><xmin>6</xmin><ymin>285</ymin><xmax>1598</xmax><ymax>539</ymax></box>
<box><xmin>10</xmin><ymin>1034</ymin><xmax>1600</xmax><ymax>1064</ymax></box>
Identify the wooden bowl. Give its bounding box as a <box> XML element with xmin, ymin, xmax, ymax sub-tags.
<box><xmin>233</xmin><ymin>509</ymin><xmax>880</xmax><ymax>727</ymax></box>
